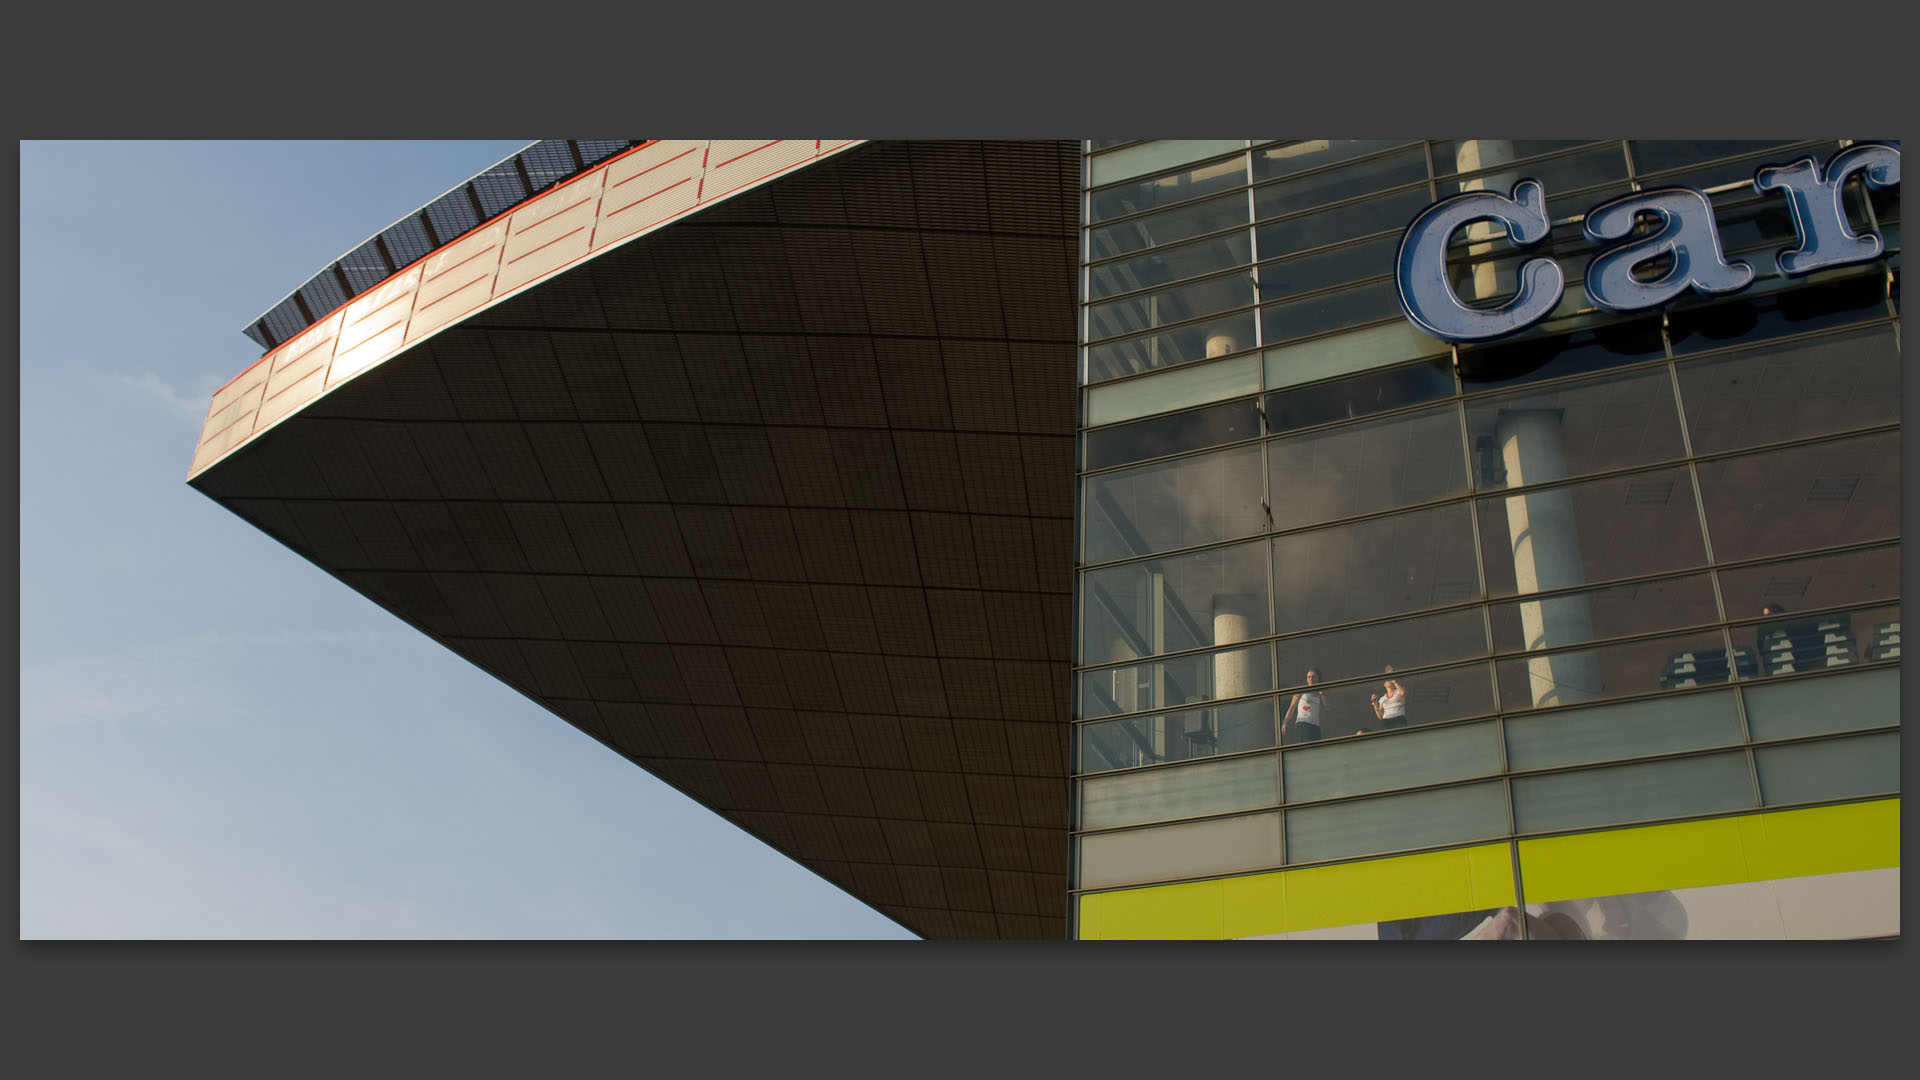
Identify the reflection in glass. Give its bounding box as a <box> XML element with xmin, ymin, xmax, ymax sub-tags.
<box><xmin>1082</xmin><ymin>397</ymin><xmax>1262</xmax><ymax>471</ymax></box>
<box><xmin>1088</xmin><ymin>271</ymin><xmax>1257</xmax><ymax>343</ymax></box>
<box><xmin>1257</xmin><ymin>235</ymin><xmax>1399</xmax><ymax>305</ymax></box>
<box><xmin>1265</xmin><ymin>356</ymin><xmax>1455</xmax><ymax>437</ymax></box>
<box><xmin>1274</xmin><ymin>608</ymin><xmax>1489</xmax><ymax>693</ymax></box>
<box><xmin>1087</xmin><ymin>311</ymin><xmax>1259</xmax><ymax>383</ymax></box>
<box><xmin>1504</xmin><ymin>690</ymin><xmax>1744</xmax><ymax>771</ymax></box>
<box><xmin>1456</xmin><ymin>317</ymin><xmax>1664</xmax><ymax>390</ymax></box>
<box><xmin>1088</xmin><ymin>140</ymin><xmax>1244</xmax><ymax>189</ymax></box>
<box><xmin>1261</xmin><ymin>279</ymin><xmax>1401</xmax><ymax>346</ymax></box>
<box><xmin>1077</xmin><ymin>752</ymin><xmax>1277</xmax><ymax>830</ymax></box>
<box><xmin>1667</xmin><ymin>273</ymin><xmax>1889</xmax><ymax>353</ymax></box>
<box><xmin>1081</xmin><ymin>540</ymin><xmax>1271</xmax><ymax>666</ymax></box>
<box><xmin>1264</xmin><ymin>320</ymin><xmax>1449</xmax><ymax>391</ymax></box>
<box><xmin>1674</xmin><ymin>325</ymin><xmax>1900</xmax><ymax>454</ymax></box>
<box><xmin>1285</xmin><ymin>780</ymin><xmax>1507</xmax><ymax>864</ymax></box>
<box><xmin>1253</xmin><ymin>147</ymin><xmax>1428</xmax><ymax>221</ymax></box>
<box><xmin>1716</xmin><ymin>547</ymin><xmax>1898</xmax><ymax>635</ymax></box>
<box><xmin>1489</xmin><ymin>574</ymin><xmax>1720</xmax><ymax>654</ymax></box>
<box><xmin>1088</xmin><ymin>191</ymin><xmax>1250</xmax><ymax>261</ymax></box>
<box><xmin>1477</xmin><ymin>467</ymin><xmax>1708</xmax><ymax>598</ymax></box>
<box><xmin>1274</xmin><ymin>662</ymin><xmax>1495</xmax><ymax>739</ymax></box>
<box><xmin>1090</xmin><ymin>154</ymin><xmax>1249</xmax><ymax>223</ymax></box>
<box><xmin>1089</xmin><ymin>230</ymin><xmax>1253</xmax><ymax>302</ymax></box>
<box><xmin>1252</xmin><ymin>139</ymin><xmax>1413</xmax><ymax>183</ymax></box>
<box><xmin>1693</xmin><ymin>432</ymin><xmax>1899</xmax><ymax>564</ymax></box>
<box><xmin>1082</xmin><ymin>443</ymin><xmax>1265</xmax><ymax>563</ymax></box>
<box><xmin>1496</xmin><ymin>629</ymin><xmax>1744</xmax><ymax>711</ymax></box>
<box><xmin>1511</xmin><ymin>752</ymin><xmax>1756</xmax><ymax>833</ymax></box>
<box><xmin>1078</xmin><ymin>643</ymin><xmax>1275</xmax><ymax>721</ymax></box>
<box><xmin>1271</xmin><ymin>503</ymin><xmax>1481</xmax><ymax>634</ymax></box>
<box><xmin>1465</xmin><ymin>367</ymin><xmax>1685</xmax><ymax>492</ymax></box>
<box><xmin>1432</xmin><ymin>139</ymin><xmax>1598</xmax><ymax>174</ymax></box>
<box><xmin>1627</xmin><ymin>139</ymin><xmax>1801</xmax><ymax>175</ymax></box>
<box><xmin>1086</xmin><ymin>351</ymin><xmax>1262</xmax><ymax>427</ymax></box>
<box><xmin>1257</xmin><ymin>186</ymin><xmax>1432</xmax><ymax>262</ymax></box>
<box><xmin>1267</xmin><ymin>402</ymin><xmax>1468</xmax><ymax>530</ymax></box>
<box><xmin>1443</xmin><ymin>144</ymin><xmax>1628</xmax><ymax>199</ymax></box>
<box><xmin>1077</xmin><ymin>697</ymin><xmax>1278</xmax><ymax>772</ymax></box>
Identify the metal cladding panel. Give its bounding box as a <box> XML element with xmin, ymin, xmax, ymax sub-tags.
<box><xmin>327</xmin><ymin>267</ymin><xmax>421</xmax><ymax>386</ymax></box>
<box><xmin>263</xmin><ymin>311</ymin><xmax>342</xmax><ymax>403</ymax></box>
<box><xmin>702</xmin><ymin>140</ymin><xmax>815</xmax><ymax>202</ymax></box>
<box><xmin>257</xmin><ymin>365</ymin><xmax>330</xmax><ymax>431</ymax></box>
<box><xmin>594</xmin><ymin>141</ymin><xmax>708</xmax><ymax>249</ymax></box>
<box><xmin>495</xmin><ymin>170</ymin><xmax>607</xmax><ymax>297</ymax></box>
<box><xmin>406</xmin><ymin>222</ymin><xmax>508</xmax><ymax>345</ymax></box>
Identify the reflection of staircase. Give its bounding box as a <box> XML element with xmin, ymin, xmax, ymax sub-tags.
<box><xmin>1661</xmin><ymin>647</ymin><xmax>1759</xmax><ymax>689</ymax></box>
<box><xmin>1759</xmin><ymin>617</ymin><xmax>1857</xmax><ymax>675</ymax></box>
<box><xmin>1868</xmin><ymin>620</ymin><xmax>1900</xmax><ymax>663</ymax></box>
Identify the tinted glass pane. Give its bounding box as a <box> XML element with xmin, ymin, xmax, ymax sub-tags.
<box><xmin>1510</xmin><ymin>752</ymin><xmax>1756</xmax><ymax>833</ymax></box>
<box><xmin>1083</xmin><ymin>397</ymin><xmax>1262</xmax><ymax>471</ymax></box>
<box><xmin>1490</xmin><ymin>573</ymin><xmax>1721</xmax><ymax>654</ymax></box>
<box><xmin>1444</xmin><ymin>144</ymin><xmax>1628</xmax><ymax>198</ymax></box>
<box><xmin>1264</xmin><ymin>357</ymin><xmax>1454</xmax><ymax>436</ymax></box>
<box><xmin>1496</xmin><ymin>629</ymin><xmax>1746</xmax><ymax>711</ymax></box>
<box><xmin>1082</xmin><ymin>443</ymin><xmax>1266</xmax><ymax>563</ymax></box>
<box><xmin>1271</xmin><ymin>503</ymin><xmax>1481</xmax><ymax>634</ymax></box>
<box><xmin>1256</xmin><ymin>186</ymin><xmax>1432</xmax><ymax>261</ymax></box>
<box><xmin>1268</xmin><ymin>402</ymin><xmax>1469</xmax><ymax>529</ymax></box>
<box><xmin>1252</xmin><ymin>139</ymin><xmax>1414</xmax><ymax>183</ymax></box>
<box><xmin>1755</xmin><ymin>732</ymin><xmax>1899</xmax><ymax>806</ymax></box>
<box><xmin>1087</xmin><ymin>351</ymin><xmax>1263</xmax><ymax>426</ymax></box>
<box><xmin>1286</xmin><ymin>781</ymin><xmax>1507</xmax><ymax>863</ymax></box>
<box><xmin>1076</xmin><ymin>697</ymin><xmax>1279</xmax><ymax>772</ymax></box>
<box><xmin>1077</xmin><ymin>812</ymin><xmax>1282</xmax><ymax>890</ymax></box>
<box><xmin>1740</xmin><ymin>601</ymin><xmax>1897</xmax><ymax>679</ymax></box>
<box><xmin>1261</xmin><ymin>278</ymin><xmax>1401</xmax><ymax>347</ymax></box>
<box><xmin>1088</xmin><ymin>191</ymin><xmax>1250</xmax><ymax>261</ymax></box>
<box><xmin>1090</xmin><ymin>155</ymin><xmax>1249</xmax><ymax>223</ymax></box>
<box><xmin>1456</xmin><ymin>317</ymin><xmax>1665</xmax><ymax>390</ymax></box>
<box><xmin>1504</xmin><ymin>690</ymin><xmax>1743</xmax><ymax>771</ymax></box>
<box><xmin>1079</xmin><ymin>644</ymin><xmax>1275</xmax><ymax>720</ymax></box>
<box><xmin>1692</xmin><ymin>432</ymin><xmax>1900</xmax><ymax>564</ymax></box>
<box><xmin>1642</xmin><ymin>141</ymin><xmax>1836</xmax><ymax>189</ymax></box>
<box><xmin>1743</xmin><ymin>666</ymin><xmax>1901</xmax><ymax>742</ymax></box>
<box><xmin>1257</xmin><ymin>235</ymin><xmax>1399</xmax><ymax>304</ymax></box>
<box><xmin>1432</xmin><ymin>139</ymin><xmax>1598</xmax><ymax>175</ymax></box>
<box><xmin>1087</xmin><ymin>271</ymin><xmax>1257</xmax><ymax>342</ymax></box>
<box><xmin>1089</xmin><ymin>140</ymin><xmax>1244</xmax><ymax>188</ymax></box>
<box><xmin>1477</xmin><ymin>466</ymin><xmax>1707</xmax><ymax>598</ymax></box>
<box><xmin>1277</xmin><ymin>661</ymin><xmax>1495</xmax><ymax>739</ymax></box>
<box><xmin>1274</xmin><ymin>607</ymin><xmax>1489</xmax><ymax>694</ymax></box>
<box><xmin>1627</xmin><ymin>140</ymin><xmax>1805</xmax><ymax>175</ymax></box>
<box><xmin>1668</xmin><ymin>275</ymin><xmax>1890</xmax><ymax>354</ymax></box>
<box><xmin>1088</xmin><ymin>311</ymin><xmax>1258</xmax><ymax>383</ymax></box>
<box><xmin>1089</xmin><ymin>230</ymin><xmax>1253</xmax><ymax>301</ymax></box>
<box><xmin>1253</xmin><ymin>147</ymin><xmax>1428</xmax><ymax>221</ymax></box>
<box><xmin>1715</xmin><ymin>546</ymin><xmax>1899</xmax><ymax>628</ymax></box>
<box><xmin>1078</xmin><ymin>752</ymin><xmax>1277</xmax><ymax>830</ymax></box>
<box><xmin>1264</xmin><ymin>320</ymin><xmax>1450</xmax><ymax>391</ymax></box>
<box><xmin>1283</xmin><ymin>720</ymin><xmax>1501</xmax><ymax>803</ymax></box>
<box><xmin>1082</xmin><ymin>540</ymin><xmax>1271</xmax><ymax>666</ymax></box>
<box><xmin>1675</xmin><ymin>325</ymin><xmax>1900</xmax><ymax>454</ymax></box>
<box><xmin>1466</xmin><ymin>366</ymin><xmax>1685</xmax><ymax>492</ymax></box>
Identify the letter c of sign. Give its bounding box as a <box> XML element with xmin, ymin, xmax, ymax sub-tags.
<box><xmin>1395</xmin><ymin>179</ymin><xmax>1565</xmax><ymax>343</ymax></box>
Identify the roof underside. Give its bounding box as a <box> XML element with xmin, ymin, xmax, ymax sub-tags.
<box><xmin>190</xmin><ymin>140</ymin><xmax>1083</xmax><ymax>939</ymax></box>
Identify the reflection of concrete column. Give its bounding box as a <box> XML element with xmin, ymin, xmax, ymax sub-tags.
<box><xmin>1206</xmin><ymin>333</ymin><xmax>1239</xmax><ymax>359</ymax></box>
<box><xmin>1455</xmin><ymin>140</ymin><xmax>1518</xmax><ymax>302</ymax></box>
<box><xmin>1211</xmin><ymin>595</ymin><xmax>1256</xmax><ymax>700</ymax></box>
<box><xmin>1498</xmin><ymin>409</ymin><xmax>1600</xmax><ymax>707</ymax></box>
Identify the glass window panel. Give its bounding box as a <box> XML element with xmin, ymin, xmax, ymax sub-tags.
<box><xmin>1251</xmin><ymin>139</ymin><xmax>1415</xmax><ymax>183</ymax></box>
<box><xmin>1456</xmin><ymin>317</ymin><xmax>1665</xmax><ymax>391</ymax></box>
<box><xmin>1083</xmin><ymin>397</ymin><xmax>1262</xmax><ymax>471</ymax></box>
<box><xmin>1256</xmin><ymin>186</ymin><xmax>1433</xmax><ymax>261</ymax></box>
<box><xmin>1707</xmin><ymin>193</ymin><xmax>1804</xmax><ymax>255</ymax></box>
<box><xmin>1257</xmin><ymin>235</ymin><xmax>1399</xmax><ymax>304</ymax></box>
<box><xmin>1088</xmin><ymin>271</ymin><xmax>1257</xmax><ymax>343</ymax></box>
<box><xmin>1627</xmin><ymin>140</ymin><xmax>1805</xmax><ymax>175</ymax></box>
<box><xmin>1275</xmin><ymin>608</ymin><xmax>1489</xmax><ymax>696</ymax></box>
<box><xmin>1261</xmin><ymin>281</ymin><xmax>1406</xmax><ymax>350</ymax></box>
<box><xmin>1082</xmin><ymin>443</ymin><xmax>1265</xmax><ymax>563</ymax></box>
<box><xmin>1082</xmin><ymin>540</ymin><xmax>1271</xmax><ymax>666</ymax></box>
<box><xmin>1088</xmin><ymin>140</ymin><xmax>1245</xmax><ymax>188</ymax></box>
<box><xmin>1076</xmin><ymin>811</ymin><xmax>1282</xmax><ymax>891</ymax></box>
<box><xmin>1077</xmin><ymin>698</ymin><xmax>1279</xmax><ymax>772</ymax></box>
<box><xmin>1087</xmin><ymin>191</ymin><xmax>1251</xmax><ymax>262</ymax></box>
<box><xmin>1089</xmin><ymin>230</ymin><xmax>1253</xmax><ymax>302</ymax></box>
<box><xmin>1675</xmin><ymin>325</ymin><xmax>1900</xmax><ymax>455</ymax></box>
<box><xmin>1667</xmin><ymin>274</ymin><xmax>1890</xmax><ymax>355</ymax></box>
<box><xmin>1088</xmin><ymin>311</ymin><xmax>1258</xmax><ymax>384</ymax></box>
<box><xmin>1253</xmin><ymin>147</ymin><xmax>1429</xmax><ymax>221</ymax></box>
<box><xmin>1476</xmin><ymin>466</ymin><xmax>1708</xmax><ymax>599</ymax></box>
<box><xmin>1754</xmin><ymin>732</ymin><xmax>1899</xmax><ymax>807</ymax></box>
<box><xmin>1268</xmin><ymin>402</ymin><xmax>1469</xmax><ymax>529</ymax></box>
<box><xmin>1279</xmin><ymin>661</ymin><xmax>1496</xmax><ymax>739</ymax></box>
<box><xmin>1741</xmin><ymin>601</ymin><xmax>1897</xmax><ymax>679</ymax></box>
<box><xmin>1867</xmin><ymin>183</ymin><xmax>1898</xmax><ymax>225</ymax></box>
<box><xmin>1465</xmin><ymin>367</ymin><xmax>1685</xmax><ymax>492</ymax></box>
<box><xmin>1640</xmin><ymin>141</ymin><xmax>1835</xmax><ymax>190</ymax></box>
<box><xmin>1443</xmin><ymin>144</ymin><xmax>1628</xmax><ymax>198</ymax></box>
<box><xmin>1078</xmin><ymin>644</ymin><xmax>1275</xmax><ymax>721</ymax></box>
<box><xmin>1496</xmin><ymin>629</ymin><xmax>1749</xmax><ymax>712</ymax></box>
<box><xmin>1744</xmin><ymin>666</ymin><xmax>1901</xmax><ymax>743</ymax></box>
<box><xmin>1693</xmin><ymin>432</ymin><xmax>1899</xmax><ymax>565</ymax></box>
<box><xmin>1271</xmin><ymin>503</ymin><xmax>1482</xmax><ymax>634</ymax></box>
<box><xmin>1511</xmin><ymin>752</ymin><xmax>1756</xmax><ymax>833</ymax></box>
<box><xmin>1264</xmin><ymin>357</ymin><xmax>1455</xmax><ymax>437</ymax></box>
<box><xmin>1715</xmin><ymin>546</ymin><xmax>1899</xmax><ymax>623</ymax></box>
<box><xmin>1087</xmin><ymin>351</ymin><xmax>1262</xmax><ymax>426</ymax></box>
<box><xmin>1490</xmin><ymin>573</ymin><xmax>1720</xmax><ymax>654</ymax></box>
<box><xmin>1432</xmin><ymin>140</ymin><xmax>1600</xmax><ymax>175</ymax></box>
<box><xmin>1090</xmin><ymin>155</ymin><xmax>1250</xmax><ymax>224</ymax></box>
<box><xmin>1077</xmin><ymin>752</ymin><xmax>1277</xmax><ymax>830</ymax></box>
<box><xmin>1265</xmin><ymin>319</ymin><xmax>1449</xmax><ymax>391</ymax></box>
<box><xmin>1285</xmin><ymin>780</ymin><xmax>1507</xmax><ymax>863</ymax></box>
<box><xmin>1075</xmin><ymin>691</ymin><xmax>1282</xmax><ymax>768</ymax></box>
<box><xmin>1504</xmin><ymin>690</ymin><xmax>1744</xmax><ymax>771</ymax></box>
<box><xmin>1283</xmin><ymin>720</ymin><xmax>1501</xmax><ymax>803</ymax></box>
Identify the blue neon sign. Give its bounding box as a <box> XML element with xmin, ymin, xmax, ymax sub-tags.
<box><xmin>1394</xmin><ymin>142</ymin><xmax>1900</xmax><ymax>343</ymax></box>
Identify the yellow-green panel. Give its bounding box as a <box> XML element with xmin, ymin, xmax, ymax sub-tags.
<box><xmin>1080</xmin><ymin>843</ymin><xmax>1514</xmax><ymax>939</ymax></box>
<box><xmin>1519</xmin><ymin>799</ymin><xmax>1900</xmax><ymax>904</ymax></box>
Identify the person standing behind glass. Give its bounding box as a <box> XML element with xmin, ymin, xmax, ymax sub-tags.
<box><xmin>1366</xmin><ymin>667</ymin><xmax>1407</xmax><ymax>733</ymax></box>
<box><xmin>1281</xmin><ymin>667</ymin><xmax>1326</xmax><ymax>744</ymax></box>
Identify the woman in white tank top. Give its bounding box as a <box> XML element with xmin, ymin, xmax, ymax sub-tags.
<box><xmin>1369</xmin><ymin>667</ymin><xmax>1407</xmax><ymax>731</ymax></box>
<box><xmin>1282</xmin><ymin>667</ymin><xmax>1326</xmax><ymax>744</ymax></box>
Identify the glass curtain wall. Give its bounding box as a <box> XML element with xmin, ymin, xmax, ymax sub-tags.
<box><xmin>1071</xmin><ymin>139</ymin><xmax>1902</xmax><ymax>926</ymax></box>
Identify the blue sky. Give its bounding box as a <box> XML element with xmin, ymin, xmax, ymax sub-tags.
<box><xmin>18</xmin><ymin>141</ymin><xmax>916</xmax><ymax>939</ymax></box>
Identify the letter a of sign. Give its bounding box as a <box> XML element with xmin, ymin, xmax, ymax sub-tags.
<box><xmin>1754</xmin><ymin>142</ymin><xmax>1901</xmax><ymax>276</ymax></box>
<box><xmin>1581</xmin><ymin>188</ymin><xmax>1755</xmax><ymax>312</ymax></box>
<box><xmin>1395</xmin><ymin>179</ymin><xmax>1565</xmax><ymax>343</ymax></box>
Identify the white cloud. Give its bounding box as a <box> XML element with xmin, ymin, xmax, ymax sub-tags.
<box><xmin>111</xmin><ymin>369</ymin><xmax>223</xmax><ymax>425</ymax></box>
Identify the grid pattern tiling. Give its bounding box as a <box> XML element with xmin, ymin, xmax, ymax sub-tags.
<box><xmin>195</xmin><ymin>141</ymin><xmax>1081</xmax><ymax>940</ymax></box>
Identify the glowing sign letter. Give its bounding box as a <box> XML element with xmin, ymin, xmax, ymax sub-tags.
<box><xmin>1395</xmin><ymin>178</ymin><xmax>1565</xmax><ymax>343</ymax></box>
<box><xmin>1754</xmin><ymin>142</ymin><xmax>1901</xmax><ymax>276</ymax></box>
<box><xmin>1582</xmin><ymin>188</ymin><xmax>1754</xmax><ymax>312</ymax></box>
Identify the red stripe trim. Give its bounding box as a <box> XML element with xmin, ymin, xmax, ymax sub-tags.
<box><xmin>604</xmin><ymin>175</ymin><xmax>693</xmax><ymax>218</ymax></box>
<box><xmin>505</xmin><ymin>225</ymin><xmax>588</xmax><ymax>267</ymax></box>
<box><xmin>414</xmin><ymin>273</ymin><xmax>496</xmax><ymax>313</ymax></box>
<box><xmin>512</xmin><ymin>184</ymin><xmax>600</xmax><ymax>235</ymax></box>
<box><xmin>422</xmin><ymin>240</ymin><xmax>501</xmax><ymax>285</ymax></box>
<box><xmin>606</xmin><ymin>145</ymin><xmax>699</xmax><ymax>191</ymax></box>
<box><xmin>710</xmin><ymin>140</ymin><xmax>779</xmax><ymax>169</ymax></box>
